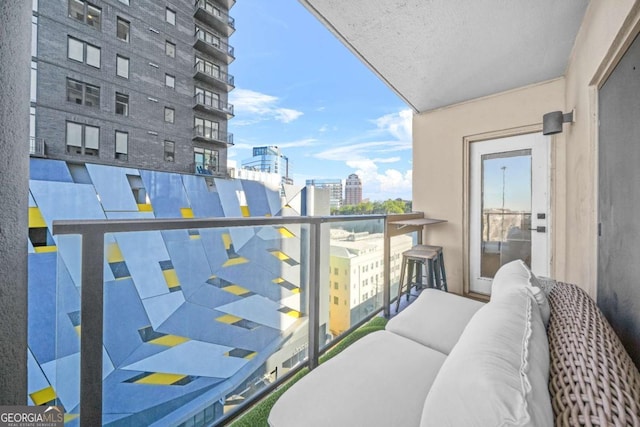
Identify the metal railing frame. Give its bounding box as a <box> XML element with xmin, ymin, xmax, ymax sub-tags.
<box><xmin>52</xmin><ymin>213</ymin><xmax>421</xmax><ymax>426</ymax></box>
<box><xmin>194</xmin><ymin>93</ymin><xmax>234</xmax><ymax>116</ymax></box>
<box><xmin>29</xmin><ymin>136</ymin><xmax>45</xmax><ymax>157</ymax></box>
<box><xmin>194</xmin><ymin>28</ymin><xmax>235</xmax><ymax>58</ymax></box>
<box><xmin>194</xmin><ymin>0</ymin><xmax>235</xmax><ymax>28</ymax></box>
<box><xmin>194</xmin><ymin>60</ymin><xmax>235</xmax><ymax>87</ymax></box>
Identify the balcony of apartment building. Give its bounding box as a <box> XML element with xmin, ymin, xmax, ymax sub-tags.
<box><xmin>194</xmin><ymin>25</ymin><xmax>235</xmax><ymax>64</ymax></box>
<box><xmin>193</xmin><ymin>92</ymin><xmax>234</xmax><ymax>119</ymax></box>
<box><xmin>194</xmin><ymin>0</ymin><xmax>235</xmax><ymax>37</ymax></box>
<box><xmin>191</xmin><ymin>161</ymin><xmax>228</xmax><ymax>177</ymax></box>
<box><xmin>29</xmin><ymin>137</ymin><xmax>46</xmax><ymax>157</ymax></box>
<box><xmin>192</xmin><ymin>125</ymin><xmax>234</xmax><ymax>146</ymax></box>
<box><xmin>4</xmin><ymin>1</ymin><xmax>640</xmax><ymax>427</ymax></box>
<box><xmin>209</xmin><ymin>0</ymin><xmax>235</xmax><ymax>11</ymax></box>
<box><xmin>194</xmin><ymin>60</ymin><xmax>235</xmax><ymax>92</ymax></box>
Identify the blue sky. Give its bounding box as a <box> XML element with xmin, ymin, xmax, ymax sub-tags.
<box><xmin>227</xmin><ymin>0</ymin><xmax>413</xmax><ymax>201</ymax></box>
<box><xmin>483</xmin><ymin>155</ymin><xmax>532</xmax><ymax>212</ymax></box>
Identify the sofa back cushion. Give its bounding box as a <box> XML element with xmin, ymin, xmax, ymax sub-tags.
<box><xmin>419</xmin><ymin>287</ymin><xmax>553</xmax><ymax>426</ymax></box>
<box><xmin>492</xmin><ymin>259</ymin><xmax>551</xmax><ymax>327</ymax></box>
<box><xmin>386</xmin><ymin>289</ymin><xmax>485</xmax><ymax>354</ymax></box>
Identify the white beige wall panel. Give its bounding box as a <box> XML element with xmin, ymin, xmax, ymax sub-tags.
<box><xmin>412</xmin><ymin>79</ymin><xmax>565</xmax><ymax>295</ymax></box>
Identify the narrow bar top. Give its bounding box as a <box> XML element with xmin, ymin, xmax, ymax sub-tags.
<box><xmin>388</xmin><ymin>218</ymin><xmax>447</xmax><ymax>227</ymax></box>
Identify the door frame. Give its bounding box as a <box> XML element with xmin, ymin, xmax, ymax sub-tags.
<box><xmin>462</xmin><ymin>124</ymin><xmax>550</xmax><ymax>299</ymax></box>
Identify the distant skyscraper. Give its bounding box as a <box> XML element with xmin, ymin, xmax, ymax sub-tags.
<box><xmin>306</xmin><ymin>178</ymin><xmax>343</xmax><ymax>209</ymax></box>
<box><xmin>345</xmin><ymin>173</ymin><xmax>362</xmax><ymax>205</ymax></box>
<box><xmin>242</xmin><ymin>146</ymin><xmax>292</xmax><ymax>185</ymax></box>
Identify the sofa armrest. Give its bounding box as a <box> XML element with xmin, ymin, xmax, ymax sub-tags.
<box><xmin>548</xmin><ymin>282</ymin><xmax>640</xmax><ymax>425</ymax></box>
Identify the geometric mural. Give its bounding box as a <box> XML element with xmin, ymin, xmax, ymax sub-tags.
<box><xmin>28</xmin><ymin>158</ymin><xmax>309</xmax><ymax>426</ymax></box>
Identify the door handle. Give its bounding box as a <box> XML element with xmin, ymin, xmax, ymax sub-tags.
<box><xmin>529</xmin><ymin>226</ymin><xmax>546</xmax><ymax>233</ymax></box>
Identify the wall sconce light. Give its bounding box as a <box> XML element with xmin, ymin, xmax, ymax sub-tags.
<box><xmin>542</xmin><ymin>110</ymin><xmax>574</xmax><ymax>135</ymax></box>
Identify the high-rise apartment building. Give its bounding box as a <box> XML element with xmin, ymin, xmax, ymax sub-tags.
<box><xmin>306</xmin><ymin>178</ymin><xmax>343</xmax><ymax>209</ymax></box>
<box><xmin>30</xmin><ymin>0</ymin><xmax>235</xmax><ymax>175</ymax></box>
<box><xmin>242</xmin><ymin>145</ymin><xmax>293</xmax><ymax>185</ymax></box>
<box><xmin>344</xmin><ymin>173</ymin><xmax>362</xmax><ymax>205</ymax></box>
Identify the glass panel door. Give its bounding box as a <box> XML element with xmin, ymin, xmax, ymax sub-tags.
<box><xmin>480</xmin><ymin>150</ymin><xmax>532</xmax><ymax>279</ymax></box>
<box><xmin>469</xmin><ymin>132</ymin><xmax>549</xmax><ymax>295</ymax></box>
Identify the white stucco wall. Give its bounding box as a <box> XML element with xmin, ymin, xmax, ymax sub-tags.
<box><xmin>413</xmin><ymin>0</ymin><xmax>640</xmax><ymax>297</ymax></box>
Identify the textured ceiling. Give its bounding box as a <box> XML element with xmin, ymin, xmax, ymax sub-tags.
<box><xmin>300</xmin><ymin>0</ymin><xmax>590</xmax><ymax>112</ymax></box>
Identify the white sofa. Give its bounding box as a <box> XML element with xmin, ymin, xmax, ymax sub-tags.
<box><xmin>268</xmin><ymin>260</ymin><xmax>553</xmax><ymax>427</ymax></box>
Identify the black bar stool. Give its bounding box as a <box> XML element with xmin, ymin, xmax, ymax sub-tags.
<box><xmin>412</xmin><ymin>244</ymin><xmax>447</xmax><ymax>292</ymax></box>
<box><xmin>396</xmin><ymin>246</ymin><xmax>440</xmax><ymax>312</ymax></box>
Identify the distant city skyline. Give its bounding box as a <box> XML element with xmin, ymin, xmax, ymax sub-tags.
<box><xmin>227</xmin><ymin>0</ymin><xmax>413</xmax><ymax>201</ymax></box>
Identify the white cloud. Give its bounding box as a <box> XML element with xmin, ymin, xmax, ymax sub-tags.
<box><xmin>277</xmin><ymin>138</ymin><xmax>317</xmax><ymax>148</ymax></box>
<box><xmin>230</xmin><ymin>143</ymin><xmax>254</xmax><ymax>150</ymax></box>
<box><xmin>372</xmin><ymin>109</ymin><xmax>413</xmax><ymax>141</ymax></box>
<box><xmin>275</xmin><ymin>108</ymin><xmax>303</xmax><ymax>123</ymax></box>
<box><xmin>314</xmin><ymin>140</ymin><xmax>410</xmax><ymax>162</ymax></box>
<box><xmin>310</xmin><ymin>108</ymin><xmax>414</xmax><ymax>200</ymax></box>
<box><xmin>230</xmin><ymin>88</ymin><xmax>303</xmax><ymax>125</ymax></box>
<box><xmin>346</xmin><ymin>159</ymin><xmax>412</xmax><ymax>200</ymax></box>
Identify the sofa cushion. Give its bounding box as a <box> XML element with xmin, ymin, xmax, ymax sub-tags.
<box><xmin>492</xmin><ymin>259</ymin><xmax>551</xmax><ymax>326</ymax></box>
<box><xmin>491</xmin><ymin>259</ymin><xmax>532</xmax><ymax>298</ymax></box>
<box><xmin>419</xmin><ymin>287</ymin><xmax>553</xmax><ymax>427</ymax></box>
<box><xmin>386</xmin><ymin>289</ymin><xmax>485</xmax><ymax>354</ymax></box>
<box><xmin>269</xmin><ymin>330</ymin><xmax>447</xmax><ymax>427</ymax></box>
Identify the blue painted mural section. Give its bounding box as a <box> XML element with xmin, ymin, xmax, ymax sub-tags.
<box><xmin>27</xmin><ymin>159</ymin><xmax>307</xmax><ymax>425</ymax></box>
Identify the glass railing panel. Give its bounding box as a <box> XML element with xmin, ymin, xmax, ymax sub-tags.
<box><xmin>51</xmin><ymin>235</ymin><xmax>82</xmax><ymax>426</ymax></box>
<box><xmin>97</xmin><ymin>222</ymin><xmax>310</xmax><ymax>426</ymax></box>
<box><xmin>320</xmin><ymin>217</ymin><xmax>386</xmax><ymax>350</ymax></box>
<box><xmin>48</xmin><ymin>212</ymin><xmax>402</xmax><ymax>425</ymax></box>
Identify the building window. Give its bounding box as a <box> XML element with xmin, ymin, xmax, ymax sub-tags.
<box><xmin>334</xmin><ymin>282</ymin><xmax>338</xmax><ymax>290</ymax></box>
<box><xmin>116</xmin><ymin>55</ymin><xmax>129</xmax><ymax>78</ymax></box>
<box><xmin>68</xmin><ymin>0</ymin><xmax>101</xmax><ymax>29</ymax></box>
<box><xmin>164</xmin><ymin>107</ymin><xmax>175</xmax><ymax>123</ymax></box>
<box><xmin>115</xmin><ymin>131</ymin><xmax>128</xmax><ymax>161</ymax></box>
<box><xmin>164</xmin><ymin>141</ymin><xmax>175</xmax><ymax>162</ymax></box>
<box><xmin>117</xmin><ymin>17</ymin><xmax>130</xmax><ymax>42</ymax></box>
<box><xmin>115</xmin><ymin>92</ymin><xmax>129</xmax><ymax>116</ymax></box>
<box><xmin>68</xmin><ymin>37</ymin><xmax>101</xmax><ymax>68</ymax></box>
<box><xmin>333</xmin><ymin>296</ymin><xmax>339</xmax><ymax>305</ymax></box>
<box><xmin>32</xmin><ymin>16</ymin><xmax>38</xmax><ymax>57</ymax></box>
<box><xmin>166</xmin><ymin>8</ymin><xmax>175</xmax><ymax>25</ymax></box>
<box><xmin>195</xmin><ymin>25</ymin><xmax>220</xmax><ymax>48</ymax></box>
<box><xmin>194</xmin><ymin>117</ymin><xmax>219</xmax><ymax>140</ymax></box>
<box><xmin>195</xmin><ymin>87</ymin><xmax>220</xmax><ymax>109</ymax></box>
<box><xmin>66</xmin><ymin>78</ymin><xmax>100</xmax><ymax>107</ymax></box>
<box><xmin>30</xmin><ymin>61</ymin><xmax>37</xmax><ymax>102</ymax></box>
<box><xmin>165</xmin><ymin>41</ymin><xmax>175</xmax><ymax>58</ymax></box>
<box><xmin>165</xmin><ymin>74</ymin><xmax>175</xmax><ymax>88</ymax></box>
<box><xmin>194</xmin><ymin>147</ymin><xmax>219</xmax><ymax>174</ymax></box>
<box><xmin>30</xmin><ymin>107</ymin><xmax>36</xmax><ymax>140</ymax></box>
<box><xmin>66</xmin><ymin>121</ymin><xmax>99</xmax><ymax>156</ymax></box>
<box><xmin>85</xmin><ymin>44</ymin><xmax>100</xmax><ymax>68</ymax></box>
<box><xmin>195</xmin><ymin>57</ymin><xmax>221</xmax><ymax>78</ymax></box>
<box><xmin>118</xmin><ymin>0</ymin><xmax>129</xmax><ymax>5</ymax></box>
